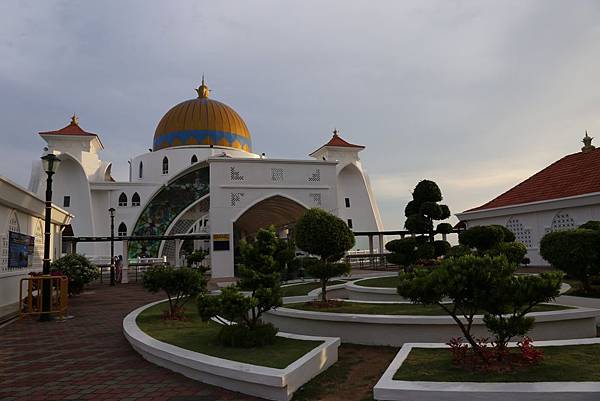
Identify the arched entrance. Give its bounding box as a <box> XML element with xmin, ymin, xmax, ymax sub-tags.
<box><xmin>233</xmin><ymin>195</ymin><xmax>307</xmax><ymax>240</ymax></box>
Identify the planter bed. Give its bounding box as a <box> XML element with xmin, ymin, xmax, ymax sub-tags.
<box><xmin>282</xmin><ymin>280</ymin><xmax>346</xmax><ymax>298</ymax></box>
<box><xmin>374</xmin><ymin>338</ymin><xmax>600</xmax><ymax>401</ymax></box>
<box><xmin>345</xmin><ymin>277</ymin><xmax>407</xmax><ymax>301</ymax></box>
<box><xmin>124</xmin><ymin>299</ymin><xmax>340</xmax><ymax>401</ymax></box>
<box><xmin>264</xmin><ymin>305</ymin><xmax>600</xmax><ymax>346</ymax></box>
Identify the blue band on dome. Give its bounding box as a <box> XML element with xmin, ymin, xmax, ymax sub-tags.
<box><xmin>154</xmin><ymin>130</ymin><xmax>253</xmax><ymax>151</ymax></box>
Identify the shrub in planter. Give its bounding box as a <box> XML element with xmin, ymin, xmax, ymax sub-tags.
<box><xmin>143</xmin><ymin>265</ymin><xmax>206</xmax><ymax>319</ymax></box>
<box><xmin>385</xmin><ymin>237</ymin><xmax>435</xmax><ymax>270</ymax></box>
<box><xmin>404</xmin><ymin>180</ymin><xmax>451</xmax><ymax>241</ymax></box>
<box><xmin>491</xmin><ymin>242</ymin><xmax>527</xmax><ymax>265</ymax></box>
<box><xmin>540</xmin><ymin>228</ymin><xmax>600</xmax><ymax>294</ymax></box>
<box><xmin>398</xmin><ymin>254</ymin><xmax>562</xmax><ymax>366</ymax></box>
<box><xmin>433</xmin><ymin>240</ymin><xmax>451</xmax><ymax>257</ymax></box>
<box><xmin>446</xmin><ymin>244</ymin><xmax>472</xmax><ymax>258</ymax></box>
<box><xmin>197</xmin><ymin>227</ymin><xmax>286</xmax><ymax>346</ymax></box>
<box><xmin>295</xmin><ymin>209</ymin><xmax>354</xmax><ymax>302</ymax></box>
<box><xmin>50</xmin><ymin>254</ymin><xmax>99</xmax><ymax>295</ymax></box>
<box><xmin>459</xmin><ymin>225</ymin><xmax>505</xmax><ymax>251</ymax></box>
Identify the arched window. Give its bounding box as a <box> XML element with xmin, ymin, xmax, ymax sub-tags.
<box><xmin>162</xmin><ymin>157</ymin><xmax>169</xmax><ymax>174</ymax></box>
<box><xmin>131</xmin><ymin>192</ymin><xmax>141</xmax><ymax>207</ymax></box>
<box><xmin>118</xmin><ymin>192</ymin><xmax>128</xmax><ymax>207</ymax></box>
<box><xmin>138</xmin><ymin>161</ymin><xmax>143</xmax><ymax>179</ymax></box>
<box><xmin>506</xmin><ymin>216</ymin><xmax>532</xmax><ymax>248</ymax></box>
<box><xmin>118</xmin><ymin>222</ymin><xmax>127</xmax><ymax>237</ymax></box>
<box><xmin>191</xmin><ymin>155</ymin><xmax>198</xmax><ymax>164</ymax></box>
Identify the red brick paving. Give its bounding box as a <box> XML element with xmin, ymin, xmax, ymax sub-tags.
<box><xmin>0</xmin><ymin>282</ymin><xmax>261</xmax><ymax>401</ymax></box>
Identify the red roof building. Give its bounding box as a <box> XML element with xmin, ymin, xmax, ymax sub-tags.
<box><xmin>456</xmin><ymin>133</ymin><xmax>600</xmax><ymax>266</ymax></box>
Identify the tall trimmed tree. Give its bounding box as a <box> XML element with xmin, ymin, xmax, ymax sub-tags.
<box><xmin>404</xmin><ymin>180</ymin><xmax>451</xmax><ymax>242</ymax></box>
<box><xmin>295</xmin><ymin>208</ymin><xmax>355</xmax><ymax>302</ymax></box>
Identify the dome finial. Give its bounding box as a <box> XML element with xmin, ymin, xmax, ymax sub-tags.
<box><xmin>582</xmin><ymin>130</ymin><xmax>595</xmax><ymax>153</ymax></box>
<box><xmin>333</xmin><ymin>128</ymin><xmax>339</xmax><ymax>136</ymax></box>
<box><xmin>71</xmin><ymin>114</ymin><xmax>79</xmax><ymax>126</ymax></box>
<box><xmin>195</xmin><ymin>75</ymin><xmax>210</xmax><ymax>99</ymax></box>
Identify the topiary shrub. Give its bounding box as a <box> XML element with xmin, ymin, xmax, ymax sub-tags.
<box><xmin>385</xmin><ymin>237</ymin><xmax>435</xmax><ymax>270</ymax></box>
<box><xmin>579</xmin><ymin>220</ymin><xmax>600</xmax><ymax>231</ymax></box>
<box><xmin>446</xmin><ymin>244</ymin><xmax>472</xmax><ymax>258</ymax></box>
<box><xmin>404</xmin><ymin>180</ymin><xmax>451</xmax><ymax>241</ymax></box>
<box><xmin>540</xmin><ymin>228</ymin><xmax>600</xmax><ymax>294</ymax></box>
<box><xmin>143</xmin><ymin>265</ymin><xmax>206</xmax><ymax>319</ymax></box>
<box><xmin>197</xmin><ymin>228</ymin><xmax>286</xmax><ymax>346</ymax></box>
<box><xmin>459</xmin><ymin>225</ymin><xmax>505</xmax><ymax>251</ymax></box>
<box><xmin>436</xmin><ymin>222</ymin><xmax>454</xmax><ymax>235</ymax></box>
<box><xmin>433</xmin><ymin>240</ymin><xmax>451</xmax><ymax>257</ymax></box>
<box><xmin>295</xmin><ymin>208</ymin><xmax>354</xmax><ymax>302</ymax></box>
<box><xmin>50</xmin><ymin>254</ymin><xmax>100</xmax><ymax>295</ymax></box>
<box><xmin>493</xmin><ymin>242</ymin><xmax>527</xmax><ymax>265</ymax></box>
<box><xmin>490</xmin><ymin>224</ymin><xmax>516</xmax><ymax>243</ymax></box>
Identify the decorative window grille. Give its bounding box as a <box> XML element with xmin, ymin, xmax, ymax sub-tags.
<box><xmin>9</xmin><ymin>212</ymin><xmax>19</xmax><ymax>233</ymax></box>
<box><xmin>506</xmin><ymin>217</ymin><xmax>532</xmax><ymax>248</ymax></box>
<box><xmin>131</xmin><ymin>192</ymin><xmax>141</xmax><ymax>207</ymax></box>
<box><xmin>310</xmin><ymin>193</ymin><xmax>322</xmax><ymax>206</ymax></box>
<box><xmin>230</xmin><ymin>192</ymin><xmax>245</xmax><ymax>207</ymax></box>
<box><xmin>118</xmin><ymin>192</ymin><xmax>128</xmax><ymax>207</ymax></box>
<box><xmin>550</xmin><ymin>211</ymin><xmax>576</xmax><ymax>232</ymax></box>
<box><xmin>308</xmin><ymin>168</ymin><xmax>321</xmax><ymax>182</ymax></box>
<box><xmin>1</xmin><ymin>212</ymin><xmax>20</xmax><ymax>271</ymax></box>
<box><xmin>271</xmin><ymin>168</ymin><xmax>284</xmax><ymax>182</ymax></box>
<box><xmin>230</xmin><ymin>167</ymin><xmax>244</xmax><ymax>181</ymax></box>
<box><xmin>162</xmin><ymin>157</ymin><xmax>169</xmax><ymax>174</ymax></box>
<box><xmin>191</xmin><ymin>155</ymin><xmax>198</xmax><ymax>164</ymax></box>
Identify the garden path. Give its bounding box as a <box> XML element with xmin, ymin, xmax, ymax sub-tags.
<box><xmin>0</xmin><ymin>282</ymin><xmax>260</xmax><ymax>401</ymax></box>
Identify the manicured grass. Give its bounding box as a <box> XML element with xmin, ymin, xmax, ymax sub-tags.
<box><xmin>285</xmin><ymin>301</ymin><xmax>572</xmax><ymax>316</ymax></box>
<box><xmin>394</xmin><ymin>344</ymin><xmax>600</xmax><ymax>382</ymax></box>
<box><xmin>354</xmin><ymin>276</ymin><xmax>399</xmax><ymax>288</ymax></box>
<box><xmin>282</xmin><ymin>280</ymin><xmax>346</xmax><ymax>297</ymax></box>
<box><xmin>136</xmin><ymin>300</ymin><xmax>322</xmax><ymax>369</ymax></box>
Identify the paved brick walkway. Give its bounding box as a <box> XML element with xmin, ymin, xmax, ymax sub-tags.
<box><xmin>0</xmin><ymin>283</ymin><xmax>261</xmax><ymax>401</ymax></box>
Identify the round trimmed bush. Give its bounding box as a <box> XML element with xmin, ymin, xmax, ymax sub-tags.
<box><xmin>433</xmin><ymin>240</ymin><xmax>451</xmax><ymax>257</ymax></box>
<box><xmin>459</xmin><ymin>225</ymin><xmax>505</xmax><ymax>251</ymax></box>
<box><xmin>50</xmin><ymin>254</ymin><xmax>99</xmax><ymax>295</ymax></box>
<box><xmin>436</xmin><ymin>222</ymin><xmax>453</xmax><ymax>234</ymax></box>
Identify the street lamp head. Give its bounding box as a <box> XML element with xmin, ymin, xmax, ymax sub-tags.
<box><xmin>41</xmin><ymin>154</ymin><xmax>61</xmax><ymax>174</ymax></box>
<box><xmin>109</xmin><ymin>207</ymin><xmax>116</xmax><ymax>217</ymax></box>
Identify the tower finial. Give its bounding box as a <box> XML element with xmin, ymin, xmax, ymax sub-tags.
<box><xmin>582</xmin><ymin>130</ymin><xmax>595</xmax><ymax>153</ymax></box>
<box><xmin>195</xmin><ymin>75</ymin><xmax>210</xmax><ymax>98</ymax></box>
<box><xmin>333</xmin><ymin>128</ymin><xmax>339</xmax><ymax>136</ymax></box>
<box><xmin>71</xmin><ymin>114</ymin><xmax>79</xmax><ymax>126</ymax></box>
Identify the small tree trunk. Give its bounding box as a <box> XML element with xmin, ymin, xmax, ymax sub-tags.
<box><xmin>321</xmin><ymin>279</ymin><xmax>327</xmax><ymax>303</ymax></box>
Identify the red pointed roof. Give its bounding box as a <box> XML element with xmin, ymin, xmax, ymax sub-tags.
<box><xmin>310</xmin><ymin>130</ymin><xmax>365</xmax><ymax>156</ymax></box>
<box><xmin>465</xmin><ymin>145</ymin><xmax>600</xmax><ymax>212</ymax></box>
<box><xmin>39</xmin><ymin>116</ymin><xmax>97</xmax><ymax>137</ymax></box>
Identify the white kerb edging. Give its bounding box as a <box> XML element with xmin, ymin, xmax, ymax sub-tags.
<box><xmin>123</xmin><ymin>299</ymin><xmax>340</xmax><ymax>401</ymax></box>
<box><xmin>374</xmin><ymin>337</ymin><xmax>600</xmax><ymax>401</ymax></box>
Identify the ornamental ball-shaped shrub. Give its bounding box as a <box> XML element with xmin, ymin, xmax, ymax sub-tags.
<box><xmin>490</xmin><ymin>225</ymin><xmax>516</xmax><ymax>242</ymax></box>
<box><xmin>295</xmin><ymin>208</ymin><xmax>355</xmax><ymax>262</ymax></box>
<box><xmin>433</xmin><ymin>240</ymin><xmax>451</xmax><ymax>257</ymax></box>
<box><xmin>436</xmin><ymin>222</ymin><xmax>454</xmax><ymax>234</ymax></box>
<box><xmin>412</xmin><ymin>180</ymin><xmax>443</xmax><ymax>203</ymax></box>
<box><xmin>494</xmin><ymin>242</ymin><xmax>527</xmax><ymax>265</ymax></box>
<box><xmin>579</xmin><ymin>220</ymin><xmax>600</xmax><ymax>231</ymax></box>
<box><xmin>446</xmin><ymin>244</ymin><xmax>472</xmax><ymax>258</ymax></box>
<box><xmin>385</xmin><ymin>237</ymin><xmax>435</xmax><ymax>267</ymax></box>
<box><xmin>459</xmin><ymin>225</ymin><xmax>505</xmax><ymax>251</ymax></box>
<box><xmin>405</xmin><ymin>214</ymin><xmax>433</xmax><ymax>234</ymax></box>
<box><xmin>50</xmin><ymin>254</ymin><xmax>99</xmax><ymax>295</ymax></box>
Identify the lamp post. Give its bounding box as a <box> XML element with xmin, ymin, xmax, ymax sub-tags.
<box><xmin>40</xmin><ymin>154</ymin><xmax>61</xmax><ymax>322</ymax></box>
<box><xmin>109</xmin><ymin>207</ymin><xmax>115</xmax><ymax>286</ymax></box>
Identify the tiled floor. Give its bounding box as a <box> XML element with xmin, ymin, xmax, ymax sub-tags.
<box><xmin>0</xmin><ymin>283</ymin><xmax>261</xmax><ymax>401</ymax></box>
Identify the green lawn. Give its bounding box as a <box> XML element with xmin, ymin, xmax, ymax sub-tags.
<box><xmin>394</xmin><ymin>344</ymin><xmax>600</xmax><ymax>382</ymax></box>
<box><xmin>282</xmin><ymin>280</ymin><xmax>346</xmax><ymax>297</ymax></box>
<box><xmin>285</xmin><ymin>301</ymin><xmax>572</xmax><ymax>316</ymax></box>
<box><xmin>354</xmin><ymin>276</ymin><xmax>399</xmax><ymax>288</ymax></box>
<box><xmin>136</xmin><ymin>300</ymin><xmax>322</xmax><ymax>369</ymax></box>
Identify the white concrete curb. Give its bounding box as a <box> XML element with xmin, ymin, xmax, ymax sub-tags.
<box><xmin>123</xmin><ymin>299</ymin><xmax>340</xmax><ymax>401</ymax></box>
<box><xmin>374</xmin><ymin>338</ymin><xmax>600</xmax><ymax>401</ymax></box>
<box><xmin>264</xmin><ymin>305</ymin><xmax>600</xmax><ymax>346</ymax></box>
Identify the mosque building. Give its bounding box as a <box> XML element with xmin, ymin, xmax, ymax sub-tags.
<box><xmin>456</xmin><ymin>133</ymin><xmax>600</xmax><ymax>265</ymax></box>
<box><xmin>27</xmin><ymin>79</ymin><xmax>383</xmax><ymax>279</ymax></box>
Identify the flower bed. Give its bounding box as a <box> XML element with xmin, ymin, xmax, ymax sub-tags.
<box><xmin>374</xmin><ymin>338</ymin><xmax>600</xmax><ymax>401</ymax></box>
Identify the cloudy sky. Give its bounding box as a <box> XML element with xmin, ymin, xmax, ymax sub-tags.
<box><xmin>2</xmin><ymin>0</ymin><xmax>600</xmax><ymax>229</ymax></box>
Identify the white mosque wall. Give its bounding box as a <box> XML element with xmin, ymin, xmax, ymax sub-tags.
<box><xmin>208</xmin><ymin>157</ymin><xmax>339</xmax><ymax>278</ymax></box>
<box><xmin>0</xmin><ymin>177</ymin><xmax>71</xmax><ymax>313</ymax></box>
<box><xmin>130</xmin><ymin>146</ymin><xmax>257</xmax><ymax>185</ymax></box>
<box><xmin>457</xmin><ymin>193</ymin><xmax>600</xmax><ymax>266</ymax></box>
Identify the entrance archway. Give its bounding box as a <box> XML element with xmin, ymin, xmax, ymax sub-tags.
<box><xmin>233</xmin><ymin>195</ymin><xmax>307</xmax><ymax>240</ymax></box>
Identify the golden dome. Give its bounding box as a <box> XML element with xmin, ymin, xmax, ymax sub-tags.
<box><xmin>153</xmin><ymin>79</ymin><xmax>252</xmax><ymax>152</ymax></box>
